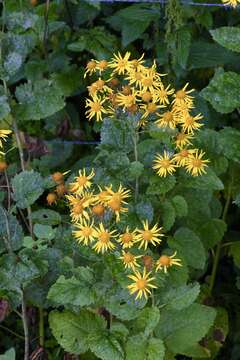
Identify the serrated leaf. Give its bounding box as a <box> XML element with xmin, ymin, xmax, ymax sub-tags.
<box><xmin>100</xmin><ymin>118</ymin><xmax>134</xmax><ymax>152</ymax></box>
<box><xmin>182</xmin><ymin>168</ymin><xmax>224</xmax><ymax>191</ymax></box>
<box><xmin>199</xmin><ymin>219</ymin><xmax>227</xmax><ymax>249</ymax></box>
<box><xmin>155</xmin><ymin>304</ymin><xmax>216</xmax><ymax>354</ymax></box>
<box><xmin>169</xmin><ymin>227</ymin><xmax>206</xmax><ymax>270</ymax></box>
<box><xmin>210</xmin><ymin>27</ymin><xmax>240</xmax><ymax>53</ymax></box>
<box><xmin>126</xmin><ymin>334</ymin><xmax>165</xmax><ymax>360</ymax></box>
<box><xmin>0</xmin><ymin>86</ymin><xmax>10</xmax><ymax>120</ymax></box>
<box><xmin>129</xmin><ymin>161</ymin><xmax>144</xmax><ymax>178</ymax></box>
<box><xmin>219</xmin><ymin>127</ymin><xmax>240</xmax><ymax>163</ymax></box>
<box><xmin>229</xmin><ymin>242</ymin><xmax>240</xmax><ymax>267</ymax></box>
<box><xmin>161</xmin><ymin>200</ymin><xmax>176</xmax><ymax>231</ymax></box>
<box><xmin>147</xmin><ymin>175</ymin><xmax>176</xmax><ymax>195</ymax></box>
<box><xmin>136</xmin><ymin>201</ymin><xmax>154</xmax><ymax>223</ymax></box>
<box><xmin>161</xmin><ymin>283</ymin><xmax>200</xmax><ymax>310</ymax></box>
<box><xmin>147</xmin><ymin>338</ymin><xmax>165</xmax><ymax>360</ymax></box>
<box><xmin>171</xmin><ymin>195</ymin><xmax>188</xmax><ymax>217</ymax></box>
<box><xmin>33</xmin><ymin>224</ymin><xmax>56</xmax><ymax>240</ymax></box>
<box><xmin>133</xmin><ymin>307</ymin><xmax>160</xmax><ymax>336</ymax></box>
<box><xmin>12</xmin><ymin>170</ymin><xmax>44</xmax><ymax>209</ymax></box>
<box><xmin>201</xmin><ymin>69</ymin><xmax>240</xmax><ymax>114</ymax></box>
<box><xmin>15</xmin><ymin>79</ymin><xmax>65</xmax><ymax>121</ymax></box>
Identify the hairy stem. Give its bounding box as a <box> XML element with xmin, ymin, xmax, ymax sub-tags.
<box><xmin>209</xmin><ymin>185</ymin><xmax>232</xmax><ymax>294</ymax></box>
<box><xmin>21</xmin><ymin>291</ymin><xmax>29</xmax><ymax>360</ymax></box>
<box><xmin>39</xmin><ymin>307</ymin><xmax>44</xmax><ymax>347</ymax></box>
<box><xmin>132</xmin><ymin>131</ymin><xmax>139</xmax><ymax>202</ymax></box>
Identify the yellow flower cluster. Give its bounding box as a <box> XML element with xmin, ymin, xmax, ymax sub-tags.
<box><xmin>84</xmin><ymin>53</ymin><xmax>209</xmax><ymax>177</ymax></box>
<box><xmin>221</xmin><ymin>0</ymin><xmax>239</xmax><ymax>7</ymax></box>
<box><xmin>67</xmin><ymin>168</ymin><xmax>182</xmax><ymax>300</ymax></box>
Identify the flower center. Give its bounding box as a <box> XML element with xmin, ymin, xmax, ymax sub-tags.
<box><xmin>77</xmin><ymin>176</ymin><xmax>88</xmax><ymax>186</ymax></box>
<box><xmin>91</xmin><ymin>102</ymin><xmax>102</xmax><ymax>112</ymax></box>
<box><xmin>98</xmin><ymin>60</ymin><xmax>108</xmax><ymax>69</ymax></box>
<box><xmin>159</xmin><ymin>255</ymin><xmax>171</xmax><ymax>266</ymax></box>
<box><xmin>118</xmin><ymin>59</ymin><xmax>127</xmax><ymax>68</ymax></box>
<box><xmin>142</xmin><ymin>230</ymin><xmax>153</xmax><ymax>241</ymax></box>
<box><xmin>95</xmin><ymin>79</ymin><xmax>105</xmax><ymax>89</ymax></box>
<box><xmin>137</xmin><ymin>279</ymin><xmax>147</xmax><ymax>290</ymax></box>
<box><xmin>73</xmin><ymin>204</ymin><xmax>83</xmax><ymax>214</ymax></box>
<box><xmin>122</xmin><ymin>86</ymin><xmax>131</xmax><ymax>95</ymax></box>
<box><xmin>179</xmin><ymin>149</ymin><xmax>189</xmax><ymax>157</ymax></box>
<box><xmin>122</xmin><ymin>233</ymin><xmax>133</xmax><ymax>243</ymax></box>
<box><xmin>142</xmin><ymin>77</ymin><xmax>153</xmax><ymax>87</ymax></box>
<box><xmin>124</xmin><ymin>252</ymin><xmax>134</xmax><ymax>263</ymax></box>
<box><xmin>147</xmin><ymin>103</ymin><xmax>157</xmax><ymax>113</ymax></box>
<box><xmin>191</xmin><ymin>159</ymin><xmax>202</xmax><ymax>168</ymax></box>
<box><xmin>82</xmin><ymin>227</ymin><xmax>92</xmax><ymax>237</ymax></box>
<box><xmin>109</xmin><ymin>199</ymin><xmax>121</xmax><ymax>211</ymax></box>
<box><xmin>158</xmin><ymin>89</ymin><xmax>167</xmax><ymax>97</ymax></box>
<box><xmin>99</xmin><ymin>232</ymin><xmax>110</xmax><ymax>243</ymax></box>
<box><xmin>92</xmin><ymin>204</ymin><xmax>105</xmax><ymax>216</ymax></box>
<box><xmin>134</xmin><ymin>72</ymin><xmax>142</xmax><ymax>80</ymax></box>
<box><xmin>87</xmin><ymin>61</ymin><xmax>96</xmax><ymax>70</ymax></box>
<box><xmin>177</xmin><ymin>132</ymin><xmax>186</xmax><ymax>141</ymax></box>
<box><xmin>163</xmin><ymin>111</ymin><xmax>173</xmax><ymax>123</ymax></box>
<box><xmin>161</xmin><ymin>159</ymin><xmax>171</xmax><ymax>168</ymax></box>
<box><xmin>142</xmin><ymin>91</ymin><xmax>152</xmax><ymax>102</ymax></box>
<box><xmin>185</xmin><ymin>116</ymin><xmax>194</xmax><ymax>125</ymax></box>
<box><xmin>176</xmin><ymin>90</ymin><xmax>186</xmax><ymax>99</ymax></box>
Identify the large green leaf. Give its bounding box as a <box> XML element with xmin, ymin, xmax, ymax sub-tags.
<box><xmin>133</xmin><ymin>307</ymin><xmax>160</xmax><ymax>336</ymax></box>
<box><xmin>155</xmin><ymin>304</ymin><xmax>216</xmax><ymax>354</ymax></box>
<box><xmin>201</xmin><ymin>69</ymin><xmax>240</xmax><ymax>114</ymax></box>
<box><xmin>160</xmin><ymin>283</ymin><xmax>200</xmax><ymax>311</ymax></box>
<box><xmin>15</xmin><ymin>79</ymin><xmax>65</xmax><ymax>121</ymax></box>
<box><xmin>125</xmin><ymin>334</ymin><xmax>165</xmax><ymax>360</ymax></box>
<box><xmin>12</xmin><ymin>170</ymin><xmax>44</xmax><ymax>209</ymax></box>
<box><xmin>0</xmin><ymin>206</ymin><xmax>23</xmax><ymax>254</ymax></box>
<box><xmin>199</xmin><ymin>219</ymin><xmax>227</xmax><ymax>249</ymax></box>
<box><xmin>169</xmin><ymin>227</ymin><xmax>206</xmax><ymax>270</ymax></box>
<box><xmin>219</xmin><ymin>127</ymin><xmax>240</xmax><ymax>163</ymax></box>
<box><xmin>210</xmin><ymin>27</ymin><xmax>240</xmax><ymax>53</ymax></box>
<box><xmin>171</xmin><ymin>195</ymin><xmax>188</xmax><ymax>217</ymax></box>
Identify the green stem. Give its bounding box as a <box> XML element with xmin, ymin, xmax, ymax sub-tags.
<box><xmin>21</xmin><ymin>291</ymin><xmax>29</xmax><ymax>360</ymax></box>
<box><xmin>209</xmin><ymin>186</ymin><xmax>232</xmax><ymax>294</ymax></box>
<box><xmin>39</xmin><ymin>307</ymin><xmax>44</xmax><ymax>347</ymax></box>
<box><xmin>132</xmin><ymin>131</ymin><xmax>139</xmax><ymax>203</ymax></box>
<box><xmin>0</xmin><ymin>324</ymin><xmax>25</xmax><ymax>341</ymax></box>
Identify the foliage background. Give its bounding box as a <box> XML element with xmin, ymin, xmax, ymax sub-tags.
<box><xmin>0</xmin><ymin>0</ymin><xmax>240</xmax><ymax>359</ymax></box>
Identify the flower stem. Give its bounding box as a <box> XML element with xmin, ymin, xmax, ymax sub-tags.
<box><xmin>21</xmin><ymin>291</ymin><xmax>29</xmax><ymax>360</ymax></box>
<box><xmin>39</xmin><ymin>307</ymin><xmax>44</xmax><ymax>347</ymax></box>
<box><xmin>209</xmin><ymin>185</ymin><xmax>232</xmax><ymax>294</ymax></box>
<box><xmin>132</xmin><ymin>130</ymin><xmax>139</xmax><ymax>203</ymax></box>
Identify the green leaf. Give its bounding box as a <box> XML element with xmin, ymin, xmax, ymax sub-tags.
<box><xmin>147</xmin><ymin>175</ymin><xmax>176</xmax><ymax>196</ymax></box>
<box><xmin>136</xmin><ymin>200</ymin><xmax>154</xmax><ymax>223</ymax></box>
<box><xmin>171</xmin><ymin>195</ymin><xmax>188</xmax><ymax>217</ymax></box>
<box><xmin>201</xmin><ymin>69</ymin><xmax>240</xmax><ymax>114</ymax></box>
<box><xmin>15</xmin><ymin>79</ymin><xmax>65</xmax><ymax>121</ymax></box>
<box><xmin>31</xmin><ymin>209</ymin><xmax>61</xmax><ymax>225</ymax></box>
<box><xmin>125</xmin><ymin>335</ymin><xmax>165</xmax><ymax>360</ymax></box>
<box><xmin>100</xmin><ymin>118</ymin><xmax>134</xmax><ymax>152</ymax></box>
<box><xmin>176</xmin><ymin>28</ymin><xmax>191</xmax><ymax>69</ymax></box>
<box><xmin>129</xmin><ymin>161</ymin><xmax>144</xmax><ymax>178</ymax></box>
<box><xmin>219</xmin><ymin>127</ymin><xmax>240</xmax><ymax>163</ymax></box>
<box><xmin>0</xmin><ymin>206</ymin><xmax>23</xmax><ymax>254</ymax></box>
<box><xmin>12</xmin><ymin>170</ymin><xmax>44</xmax><ymax>209</ymax></box>
<box><xmin>47</xmin><ymin>269</ymin><xmax>95</xmax><ymax>307</ymax></box>
<box><xmin>161</xmin><ymin>283</ymin><xmax>200</xmax><ymax>311</ymax></box>
<box><xmin>0</xmin><ymin>348</ymin><xmax>15</xmax><ymax>360</ymax></box>
<box><xmin>133</xmin><ymin>307</ymin><xmax>160</xmax><ymax>336</ymax></box>
<box><xmin>161</xmin><ymin>200</ymin><xmax>176</xmax><ymax>231</ymax></box>
<box><xmin>49</xmin><ymin>309</ymin><xmax>106</xmax><ymax>354</ymax></box>
<box><xmin>0</xmin><ymin>86</ymin><xmax>10</xmax><ymax>120</ymax></box>
<box><xmin>210</xmin><ymin>27</ymin><xmax>240</xmax><ymax>53</ymax></box>
<box><xmin>49</xmin><ymin>310</ymin><xmax>124</xmax><ymax>359</ymax></box>
<box><xmin>182</xmin><ymin>168</ymin><xmax>224</xmax><ymax>191</ymax></box>
<box><xmin>229</xmin><ymin>242</ymin><xmax>240</xmax><ymax>267</ymax></box>
<box><xmin>169</xmin><ymin>227</ymin><xmax>206</xmax><ymax>270</ymax></box>
<box><xmin>33</xmin><ymin>224</ymin><xmax>56</xmax><ymax>240</ymax></box>
<box><xmin>199</xmin><ymin>219</ymin><xmax>227</xmax><ymax>249</ymax></box>
<box><xmin>155</xmin><ymin>304</ymin><xmax>216</xmax><ymax>354</ymax></box>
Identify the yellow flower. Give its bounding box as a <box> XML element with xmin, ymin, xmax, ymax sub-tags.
<box><xmin>86</xmin><ymin>96</ymin><xmax>108</xmax><ymax>122</ymax></box>
<box><xmin>91</xmin><ymin>79</ymin><xmax>112</xmax><ymax>94</ymax></box>
<box><xmin>108</xmin><ymin>197</ymin><xmax>128</xmax><ymax>222</ymax></box>
<box><xmin>116</xmin><ymin>90</ymin><xmax>138</xmax><ymax>109</ymax></box>
<box><xmin>130</xmin><ymin>53</ymin><xmax>145</xmax><ymax>71</ymax></box>
<box><xmin>105</xmin><ymin>184</ymin><xmax>131</xmax><ymax>204</ymax></box>
<box><xmin>140</xmin><ymin>102</ymin><xmax>164</xmax><ymax>119</ymax></box>
<box><xmin>185</xmin><ymin>150</ymin><xmax>210</xmax><ymax>176</ymax></box>
<box><xmin>68</xmin><ymin>197</ymin><xmax>90</xmax><ymax>223</ymax></box>
<box><xmin>221</xmin><ymin>0</ymin><xmax>240</xmax><ymax>7</ymax></box>
<box><xmin>84</xmin><ymin>60</ymin><xmax>97</xmax><ymax>78</ymax></box>
<box><xmin>156</xmin><ymin>83</ymin><xmax>174</xmax><ymax>105</ymax></box>
<box><xmin>136</xmin><ymin>220</ymin><xmax>163</xmax><ymax>250</ymax></box>
<box><xmin>175</xmin><ymin>131</ymin><xmax>193</xmax><ymax>149</ymax></box>
<box><xmin>92</xmin><ymin>223</ymin><xmax>117</xmax><ymax>254</ymax></box>
<box><xmin>155</xmin><ymin>110</ymin><xmax>178</xmax><ymax>129</ymax></box>
<box><xmin>118</xmin><ymin>227</ymin><xmax>138</xmax><ymax>248</ymax></box>
<box><xmin>0</xmin><ymin>129</ymin><xmax>12</xmax><ymax>148</ymax></box>
<box><xmin>95</xmin><ymin>186</ymin><xmax>111</xmax><ymax>205</ymax></box>
<box><xmin>119</xmin><ymin>250</ymin><xmax>141</xmax><ymax>270</ymax></box>
<box><xmin>179</xmin><ymin>112</ymin><xmax>203</xmax><ymax>134</ymax></box>
<box><xmin>96</xmin><ymin>59</ymin><xmax>109</xmax><ymax>74</ymax></box>
<box><xmin>140</xmin><ymin>72</ymin><xmax>157</xmax><ymax>93</ymax></box>
<box><xmin>69</xmin><ymin>169</ymin><xmax>95</xmax><ymax>194</ymax></box>
<box><xmin>156</xmin><ymin>251</ymin><xmax>182</xmax><ymax>273</ymax></box>
<box><xmin>109</xmin><ymin>52</ymin><xmax>132</xmax><ymax>75</ymax></box>
<box><xmin>173</xmin><ymin>148</ymin><xmax>197</xmax><ymax>167</ymax></box>
<box><xmin>153</xmin><ymin>151</ymin><xmax>177</xmax><ymax>177</ymax></box>
<box><xmin>125</xmin><ymin>70</ymin><xmax>143</xmax><ymax>88</ymax></box>
<box><xmin>73</xmin><ymin>219</ymin><xmax>97</xmax><ymax>245</ymax></box>
<box><xmin>127</xmin><ymin>267</ymin><xmax>157</xmax><ymax>300</ymax></box>
<box><xmin>172</xmin><ymin>83</ymin><xmax>194</xmax><ymax>107</ymax></box>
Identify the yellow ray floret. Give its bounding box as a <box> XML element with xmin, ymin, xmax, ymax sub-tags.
<box><xmin>172</xmin><ymin>83</ymin><xmax>194</xmax><ymax>107</ymax></box>
<box><xmin>136</xmin><ymin>220</ymin><xmax>163</xmax><ymax>250</ymax></box>
<box><xmin>156</xmin><ymin>83</ymin><xmax>174</xmax><ymax>105</ymax></box>
<box><xmin>179</xmin><ymin>112</ymin><xmax>203</xmax><ymax>134</ymax></box>
<box><xmin>69</xmin><ymin>169</ymin><xmax>95</xmax><ymax>194</ymax></box>
<box><xmin>155</xmin><ymin>109</ymin><xmax>178</xmax><ymax>129</ymax></box>
<box><xmin>86</xmin><ymin>96</ymin><xmax>108</xmax><ymax>122</ymax></box>
<box><xmin>153</xmin><ymin>151</ymin><xmax>177</xmax><ymax>177</ymax></box>
<box><xmin>156</xmin><ymin>251</ymin><xmax>182</xmax><ymax>273</ymax></box>
<box><xmin>185</xmin><ymin>150</ymin><xmax>210</xmax><ymax>176</ymax></box>
<box><xmin>68</xmin><ymin>197</ymin><xmax>90</xmax><ymax>223</ymax></box>
<box><xmin>221</xmin><ymin>0</ymin><xmax>240</xmax><ymax>7</ymax></box>
<box><xmin>175</xmin><ymin>131</ymin><xmax>193</xmax><ymax>149</ymax></box>
<box><xmin>73</xmin><ymin>219</ymin><xmax>97</xmax><ymax>246</ymax></box>
<box><xmin>105</xmin><ymin>184</ymin><xmax>131</xmax><ymax>204</ymax></box>
<box><xmin>92</xmin><ymin>223</ymin><xmax>118</xmax><ymax>254</ymax></box>
<box><xmin>84</xmin><ymin>60</ymin><xmax>97</xmax><ymax>78</ymax></box>
<box><xmin>127</xmin><ymin>267</ymin><xmax>157</xmax><ymax>300</ymax></box>
<box><xmin>0</xmin><ymin>129</ymin><xmax>12</xmax><ymax>149</ymax></box>
<box><xmin>118</xmin><ymin>227</ymin><xmax>138</xmax><ymax>249</ymax></box>
<box><xmin>119</xmin><ymin>250</ymin><xmax>142</xmax><ymax>270</ymax></box>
